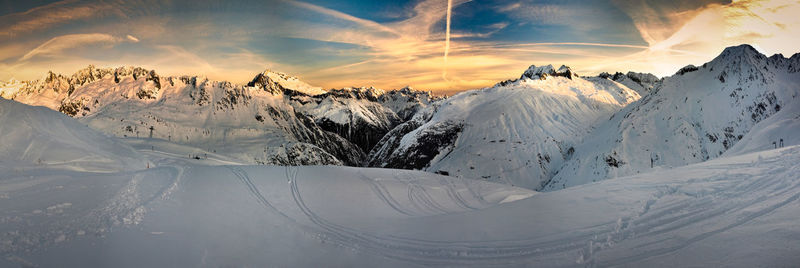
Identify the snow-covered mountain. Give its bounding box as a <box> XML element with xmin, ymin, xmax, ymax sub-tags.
<box><xmin>545</xmin><ymin>44</ymin><xmax>800</xmax><ymax>190</ymax></box>
<box><xmin>4</xmin><ymin>44</ymin><xmax>798</xmax><ymax>194</ymax></box>
<box><xmin>3</xmin><ymin>44</ymin><xmax>800</xmax><ymax>267</ymax></box>
<box><xmin>2</xmin><ymin>66</ymin><xmax>435</xmax><ymax>166</ymax></box>
<box><xmin>290</xmin><ymin>86</ymin><xmax>437</xmax><ymax>153</ymax></box>
<box><xmin>367</xmin><ymin>65</ymin><xmax>641</xmax><ymax>190</ymax></box>
<box><xmin>0</xmin><ymin>98</ymin><xmax>145</xmax><ymax>172</ymax></box>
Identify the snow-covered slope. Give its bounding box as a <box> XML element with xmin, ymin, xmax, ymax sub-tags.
<box><xmin>2</xmin><ymin>134</ymin><xmax>798</xmax><ymax>266</ymax></box>
<box><xmin>3</xmin><ymin>66</ymin><xmax>366</xmax><ymax>165</ymax></box>
<box><xmin>0</xmin><ymin>98</ymin><xmax>145</xmax><ymax>172</ymax></box>
<box><xmin>368</xmin><ymin>65</ymin><xmax>640</xmax><ymax>190</ymax></box>
<box><xmin>4</xmin><ymin>66</ymin><xmax>436</xmax><ymax>166</ymax></box>
<box><xmin>546</xmin><ymin>45</ymin><xmax>800</xmax><ymax>190</ymax></box>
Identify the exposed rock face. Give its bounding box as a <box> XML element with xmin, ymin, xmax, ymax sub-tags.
<box><xmin>365</xmin><ymin>108</ymin><xmax>465</xmax><ymax>170</ymax></box>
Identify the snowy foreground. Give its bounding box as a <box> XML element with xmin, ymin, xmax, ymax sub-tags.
<box><xmin>2</xmin><ymin>144</ymin><xmax>799</xmax><ymax>267</ymax></box>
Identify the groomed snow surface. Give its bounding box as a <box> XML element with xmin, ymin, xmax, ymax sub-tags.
<box><xmin>2</xmin><ymin>98</ymin><xmax>799</xmax><ymax>266</ymax></box>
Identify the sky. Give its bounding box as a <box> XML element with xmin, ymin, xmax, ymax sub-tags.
<box><xmin>0</xmin><ymin>0</ymin><xmax>799</xmax><ymax>95</ymax></box>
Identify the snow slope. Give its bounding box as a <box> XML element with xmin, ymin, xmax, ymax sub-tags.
<box><xmin>368</xmin><ymin>65</ymin><xmax>640</xmax><ymax>190</ymax></box>
<box><xmin>0</xmin><ymin>98</ymin><xmax>145</xmax><ymax>172</ymax></box>
<box><xmin>546</xmin><ymin>45</ymin><xmax>800</xmax><ymax>190</ymax></box>
<box><xmin>4</xmin><ymin>66</ymin><xmax>436</xmax><ymax>166</ymax></box>
<box><xmin>4</xmin><ymin>66</ymin><xmax>368</xmax><ymax>165</ymax></box>
<box><xmin>2</xmin><ymin>136</ymin><xmax>798</xmax><ymax>267</ymax></box>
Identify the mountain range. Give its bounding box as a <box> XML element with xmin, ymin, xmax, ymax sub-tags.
<box><xmin>2</xmin><ymin>44</ymin><xmax>798</xmax><ymax>191</ymax></box>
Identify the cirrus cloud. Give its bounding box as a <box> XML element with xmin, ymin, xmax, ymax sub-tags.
<box><xmin>20</xmin><ymin>33</ymin><xmax>136</xmax><ymax>61</ymax></box>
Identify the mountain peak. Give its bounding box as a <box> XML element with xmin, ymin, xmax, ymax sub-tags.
<box><xmin>720</xmin><ymin>44</ymin><xmax>760</xmax><ymax>56</ymax></box>
<box><xmin>248</xmin><ymin>69</ymin><xmax>325</xmax><ymax>96</ymax></box>
<box><xmin>704</xmin><ymin>44</ymin><xmax>774</xmax><ymax>83</ymax></box>
<box><xmin>710</xmin><ymin>44</ymin><xmax>768</xmax><ymax>66</ymax></box>
<box><xmin>521</xmin><ymin>64</ymin><xmax>578</xmax><ymax>80</ymax></box>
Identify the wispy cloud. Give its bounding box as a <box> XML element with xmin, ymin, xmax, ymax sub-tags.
<box><xmin>282</xmin><ymin>0</ymin><xmax>399</xmax><ymax>35</ymax></box>
<box><xmin>20</xmin><ymin>33</ymin><xmax>124</xmax><ymax>61</ymax></box>
<box><xmin>614</xmin><ymin>0</ymin><xmax>800</xmax><ymax>76</ymax></box>
<box><xmin>0</xmin><ymin>0</ymin><xmax>123</xmax><ymax>38</ymax></box>
<box><xmin>283</xmin><ymin>0</ymin><xmax>649</xmax><ymax>91</ymax></box>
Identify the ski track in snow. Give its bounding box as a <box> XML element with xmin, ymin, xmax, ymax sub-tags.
<box><xmin>2</xmin><ymin>147</ymin><xmax>798</xmax><ymax>266</ymax></box>
<box><xmin>218</xmin><ymin>148</ymin><xmax>800</xmax><ymax>266</ymax></box>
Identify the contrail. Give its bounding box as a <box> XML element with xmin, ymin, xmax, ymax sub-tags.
<box><xmin>442</xmin><ymin>0</ymin><xmax>453</xmax><ymax>81</ymax></box>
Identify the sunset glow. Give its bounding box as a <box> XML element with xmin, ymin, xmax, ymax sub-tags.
<box><xmin>1</xmin><ymin>0</ymin><xmax>798</xmax><ymax>94</ymax></box>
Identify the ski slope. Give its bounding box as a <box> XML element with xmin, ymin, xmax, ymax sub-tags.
<box><xmin>2</xmin><ymin>134</ymin><xmax>798</xmax><ymax>266</ymax></box>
